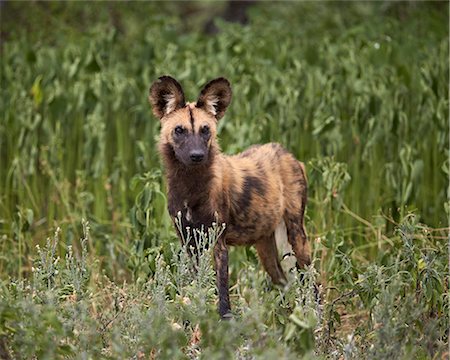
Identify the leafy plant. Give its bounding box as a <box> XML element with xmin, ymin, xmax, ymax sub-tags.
<box><xmin>0</xmin><ymin>2</ymin><xmax>448</xmax><ymax>359</ymax></box>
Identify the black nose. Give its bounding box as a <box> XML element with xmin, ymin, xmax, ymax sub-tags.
<box><xmin>190</xmin><ymin>152</ymin><xmax>204</xmax><ymax>162</ymax></box>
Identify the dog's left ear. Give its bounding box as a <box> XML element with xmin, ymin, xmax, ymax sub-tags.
<box><xmin>149</xmin><ymin>76</ymin><xmax>185</xmax><ymax>119</ymax></box>
<box><xmin>196</xmin><ymin>78</ymin><xmax>232</xmax><ymax>120</ymax></box>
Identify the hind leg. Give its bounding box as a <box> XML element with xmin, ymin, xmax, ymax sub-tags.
<box><xmin>282</xmin><ymin>159</ymin><xmax>311</xmax><ymax>269</ymax></box>
<box><xmin>284</xmin><ymin>211</ymin><xmax>311</xmax><ymax>269</ymax></box>
<box><xmin>255</xmin><ymin>234</ymin><xmax>287</xmax><ymax>285</ymax></box>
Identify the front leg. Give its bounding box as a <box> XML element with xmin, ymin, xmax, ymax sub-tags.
<box><xmin>213</xmin><ymin>238</ymin><xmax>231</xmax><ymax>318</ymax></box>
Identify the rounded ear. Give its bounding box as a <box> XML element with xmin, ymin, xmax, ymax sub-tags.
<box><xmin>149</xmin><ymin>76</ymin><xmax>185</xmax><ymax>119</ymax></box>
<box><xmin>196</xmin><ymin>78</ymin><xmax>232</xmax><ymax>120</ymax></box>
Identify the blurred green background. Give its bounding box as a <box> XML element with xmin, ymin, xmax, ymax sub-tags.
<box><xmin>1</xmin><ymin>3</ymin><xmax>449</xmax><ymax>359</ymax></box>
<box><xmin>0</xmin><ymin>2</ymin><xmax>448</xmax><ymax>280</ymax></box>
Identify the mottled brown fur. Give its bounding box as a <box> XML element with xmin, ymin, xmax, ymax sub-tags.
<box><xmin>149</xmin><ymin>76</ymin><xmax>310</xmax><ymax>318</ymax></box>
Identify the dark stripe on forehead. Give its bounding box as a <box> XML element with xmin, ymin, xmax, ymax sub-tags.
<box><xmin>188</xmin><ymin>107</ymin><xmax>195</xmax><ymax>131</ymax></box>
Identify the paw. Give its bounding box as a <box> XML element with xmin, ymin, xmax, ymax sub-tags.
<box><xmin>220</xmin><ymin>312</ymin><xmax>233</xmax><ymax>320</ymax></box>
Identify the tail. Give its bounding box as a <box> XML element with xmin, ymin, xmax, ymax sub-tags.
<box><xmin>274</xmin><ymin>220</ymin><xmax>297</xmax><ymax>274</ymax></box>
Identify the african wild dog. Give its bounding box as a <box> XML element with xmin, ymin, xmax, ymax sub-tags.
<box><xmin>149</xmin><ymin>76</ymin><xmax>310</xmax><ymax>318</ymax></box>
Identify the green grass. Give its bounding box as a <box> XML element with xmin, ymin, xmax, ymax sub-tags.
<box><xmin>0</xmin><ymin>2</ymin><xmax>448</xmax><ymax>359</ymax></box>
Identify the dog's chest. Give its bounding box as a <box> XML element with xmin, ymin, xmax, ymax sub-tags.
<box><xmin>168</xmin><ymin>197</ymin><xmax>215</xmax><ymax>230</ymax></box>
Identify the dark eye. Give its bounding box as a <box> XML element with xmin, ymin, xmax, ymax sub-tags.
<box><xmin>200</xmin><ymin>126</ymin><xmax>210</xmax><ymax>135</ymax></box>
<box><xmin>174</xmin><ymin>126</ymin><xmax>185</xmax><ymax>135</ymax></box>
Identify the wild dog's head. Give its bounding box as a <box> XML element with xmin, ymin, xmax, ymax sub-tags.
<box><xmin>149</xmin><ymin>76</ymin><xmax>231</xmax><ymax>167</ymax></box>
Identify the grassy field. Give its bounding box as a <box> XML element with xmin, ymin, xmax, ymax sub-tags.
<box><xmin>0</xmin><ymin>2</ymin><xmax>449</xmax><ymax>359</ymax></box>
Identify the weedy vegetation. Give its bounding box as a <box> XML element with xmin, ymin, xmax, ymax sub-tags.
<box><xmin>0</xmin><ymin>2</ymin><xmax>448</xmax><ymax>359</ymax></box>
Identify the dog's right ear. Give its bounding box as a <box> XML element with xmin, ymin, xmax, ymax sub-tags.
<box><xmin>149</xmin><ymin>76</ymin><xmax>185</xmax><ymax>119</ymax></box>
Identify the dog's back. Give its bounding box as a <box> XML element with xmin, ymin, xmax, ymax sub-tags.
<box><xmin>218</xmin><ymin>143</ymin><xmax>307</xmax><ymax>249</ymax></box>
